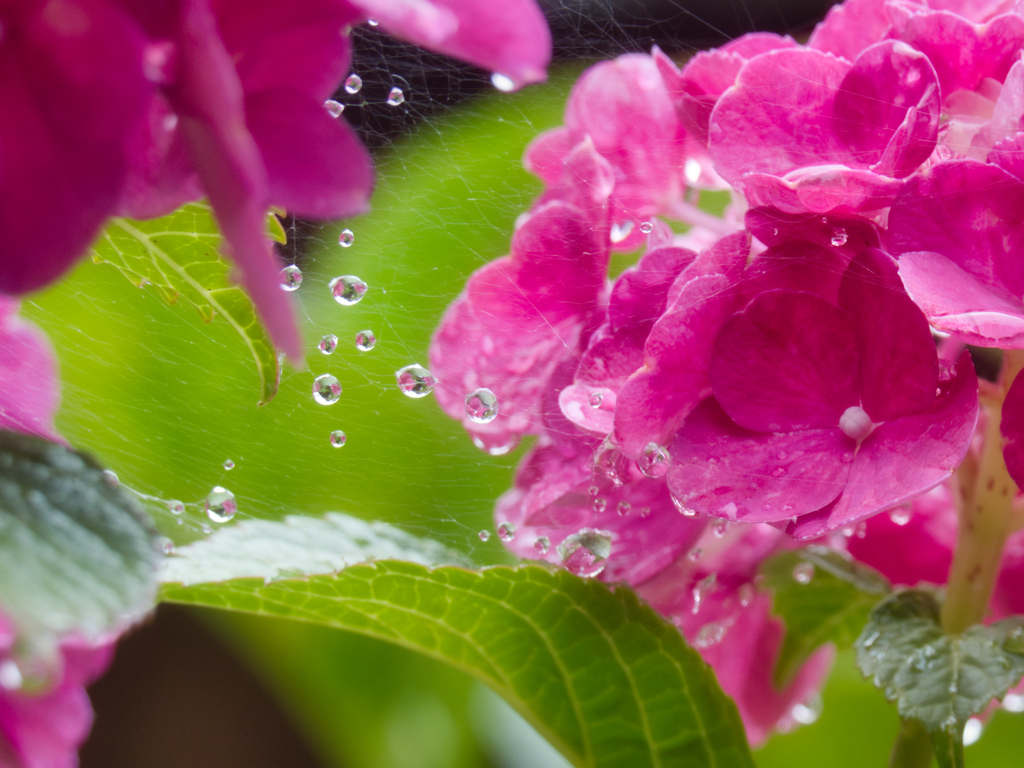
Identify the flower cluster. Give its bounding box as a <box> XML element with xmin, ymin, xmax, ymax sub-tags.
<box><xmin>429</xmin><ymin>0</ymin><xmax>1024</xmax><ymax>742</ymax></box>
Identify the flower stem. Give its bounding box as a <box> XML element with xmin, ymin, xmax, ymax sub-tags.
<box><xmin>889</xmin><ymin>719</ymin><xmax>933</xmax><ymax>768</ymax></box>
<box><xmin>941</xmin><ymin>351</ymin><xmax>1023</xmax><ymax>635</ymax></box>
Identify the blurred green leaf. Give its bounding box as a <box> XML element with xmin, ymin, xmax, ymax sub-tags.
<box><xmin>90</xmin><ymin>203</ymin><xmax>281</xmax><ymax>405</ymax></box>
<box><xmin>163</xmin><ymin>545</ymin><xmax>755</xmax><ymax>768</ymax></box>
<box><xmin>0</xmin><ymin>432</ymin><xmax>159</xmax><ymax>657</ymax></box>
<box><xmin>762</xmin><ymin>546</ymin><xmax>890</xmax><ymax>686</ymax></box>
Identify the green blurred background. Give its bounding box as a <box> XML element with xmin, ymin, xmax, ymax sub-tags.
<box><xmin>21</xmin><ymin>62</ymin><xmax>1024</xmax><ymax>767</ymax></box>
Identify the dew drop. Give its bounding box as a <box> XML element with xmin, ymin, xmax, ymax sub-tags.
<box><xmin>318</xmin><ymin>334</ymin><xmax>338</xmax><ymax>355</ymax></box>
<box><xmin>688</xmin><ymin>547</ymin><xmax>703</xmax><ymax>562</ymax></box>
<box><xmin>889</xmin><ymin>508</ymin><xmax>911</xmax><ymax>526</ymax></box>
<box><xmin>534</xmin><ymin>536</ymin><xmax>550</xmax><ymax>555</ymax></box>
<box><xmin>792</xmin><ymin>562</ymin><xmax>815</xmax><ymax>584</ymax></box>
<box><xmin>713</xmin><ymin>520</ymin><xmax>729</xmax><ymax>538</ymax></box>
<box><xmin>312</xmin><ymin>373</ymin><xmax>342</xmax><ymax>405</ymax></box>
<box><xmin>162</xmin><ymin>538</ymin><xmax>175</xmax><ymax>555</ymax></box>
<box><xmin>639</xmin><ymin>442</ymin><xmax>670</xmax><ymax>478</ymax></box>
<box><xmin>672</xmin><ymin>495</ymin><xmax>697</xmax><ymax>516</ymax></box>
<box><xmin>490</xmin><ymin>72</ymin><xmax>515</xmax><ymax>92</ymax></box>
<box><xmin>102</xmin><ymin>469</ymin><xmax>119</xmax><ymax>488</ymax></box>
<box><xmin>355</xmin><ymin>330</ymin><xmax>376</xmax><ymax>351</ymax></box>
<box><xmin>691</xmin><ymin>573</ymin><xmax>716</xmax><ymax>613</ymax></box>
<box><xmin>338</xmin><ymin>228</ymin><xmax>355</xmax><ymax>248</ymax></box>
<box><xmin>588</xmin><ymin>392</ymin><xmax>604</xmax><ymax>408</ymax></box>
<box><xmin>772</xmin><ymin>466</ymin><xmax>786</xmax><ymax>477</ymax></box>
<box><xmin>963</xmin><ymin>718</ymin><xmax>983</xmax><ymax>746</ymax></box>
<box><xmin>791</xmin><ymin>694</ymin><xmax>823</xmax><ymax>725</ymax></box>
<box><xmin>478</xmin><ymin>530</ymin><xmax>491</xmax><ymax>542</ymax></box>
<box><xmin>367</xmin><ymin>18</ymin><xmax>379</xmax><ymax>25</ymax></box>
<box><xmin>205</xmin><ymin>486</ymin><xmax>237</xmax><ymax>523</ymax></box>
<box><xmin>330</xmin><ymin>275</ymin><xmax>368</xmax><ymax>305</ymax></box>
<box><xmin>329</xmin><ymin>430</ymin><xmax>347</xmax><ymax>448</ymax></box>
<box><xmin>0</xmin><ymin>660</ymin><xmax>23</xmax><ymax>691</ymax></box>
<box><xmin>1003</xmin><ymin>693</ymin><xmax>1024</xmax><ymax>712</ymax></box>
<box><xmin>592</xmin><ymin>497</ymin><xmax>607</xmax><ymax>513</ymax></box>
<box><xmin>465</xmin><ymin>388</ymin><xmax>498</xmax><ymax>423</ymax></box>
<box><xmin>639</xmin><ymin>506</ymin><xmax>651</xmax><ymax>517</ymax></box>
<box><xmin>830</xmin><ymin>228</ymin><xmax>848</xmax><ymax>247</ymax></box>
<box><xmin>684</xmin><ymin>158</ymin><xmax>703</xmax><ymax>185</ymax></box>
<box><xmin>497</xmin><ymin>522</ymin><xmax>517</xmax><ymax>542</ymax></box>
<box><xmin>471</xmin><ymin>434</ymin><xmax>518</xmax><ymax>455</ymax></box>
<box><xmin>610</xmin><ymin>220</ymin><xmax>634</xmax><ymax>243</ymax></box>
<box><xmin>558</xmin><ymin>529</ymin><xmax>612</xmax><ymax>578</ymax></box>
<box><xmin>588</xmin><ymin>485</ymin><xmax>599</xmax><ymax>497</ymax></box>
<box><xmin>639</xmin><ymin>221</ymin><xmax>654</xmax><ymax>234</ymax></box>
<box><xmin>386</xmin><ymin>87</ymin><xmax>405</xmax><ymax>106</ymax></box>
<box><xmin>616</xmin><ymin>501</ymin><xmax>631</xmax><ymax>516</ymax></box>
<box><xmin>344</xmin><ymin>74</ymin><xmax>362</xmax><ymax>94</ymax></box>
<box><xmin>168</xmin><ymin>499</ymin><xmax>185</xmax><ymax>515</ymax></box>
<box><xmin>223</xmin><ymin>459</ymin><xmax>235</xmax><ymax>471</ymax></box>
<box><xmin>738</xmin><ymin>583</ymin><xmax>755</xmax><ymax>607</ymax></box>
<box><xmin>324</xmin><ymin>99</ymin><xmax>344</xmax><ymax>117</ymax></box>
<box><xmin>396</xmin><ymin>364</ymin><xmax>436</xmax><ymax>397</ymax></box>
<box><xmin>201</xmin><ymin>523</ymin><xmax>212</xmax><ymax>534</ymax></box>
<box><xmin>694</xmin><ymin>622</ymin><xmax>725</xmax><ymax>648</ymax></box>
<box><xmin>279</xmin><ymin>265</ymin><xmax>303</xmax><ymax>291</ymax></box>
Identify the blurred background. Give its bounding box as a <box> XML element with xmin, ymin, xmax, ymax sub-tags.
<box><xmin>18</xmin><ymin>0</ymin><xmax>1024</xmax><ymax>765</ymax></box>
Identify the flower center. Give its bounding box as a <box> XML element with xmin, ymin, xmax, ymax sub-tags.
<box><xmin>839</xmin><ymin>405</ymin><xmax>874</xmax><ymax>442</ymax></box>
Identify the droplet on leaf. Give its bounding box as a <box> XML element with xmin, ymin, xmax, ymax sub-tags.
<box><xmin>223</xmin><ymin>459</ymin><xmax>234</xmax><ymax>471</ymax></box>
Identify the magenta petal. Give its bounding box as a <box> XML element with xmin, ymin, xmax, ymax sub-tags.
<box><xmin>898</xmin><ymin>250</ymin><xmax>1024</xmax><ymax>346</ymax></box>
<box><xmin>523</xmin><ymin>127</ymin><xmax>574</xmax><ymax>186</ymax></box>
<box><xmin>711</xmin><ymin>290</ymin><xmax>860</xmax><ymax>432</ymax></box>
<box><xmin>559</xmin><ymin>383</ymin><xmax>615</xmax><ymax>434</ymax></box>
<box><xmin>839</xmin><ymin>249</ymin><xmax>938</xmax><ymax>421</ymax></box>
<box><xmin>245</xmin><ymin>89</ymin><xmax>373</xmax><ymax>219</ymax></box>
<box><xmin>0</xmin><ymin>300</ymin><xmax>60</xmax><ymax>442</ymax></box>
<box><xmin>608</xmin><ymin>246</ymin><xmax>696</xmax><ymax>332</ymax></box>
<box><xmin>790</xmin><ymin>351</ymin><xmax>978</xmax><ymax>539</ymax></box>
<box><xmin>575</xmin><ymin>325</ymin><xmax>646</xmax><ymax>389</ymax></box>
<box><xmin>808</xmin><ymin>0</ymin><xmax>891</xmax><ymax>60</ymax></box>
<box><xmin>988</xmin><ymin>132</ymin><xmax>1024</xmax><ymax>179</ymax></box>
<box><xmin>1002</xmin><ymin>372</ymin><xmax>1024</xmax><ymax>489</ymax></box>
<box><xmin>742</xmin><ymin>166</ymin><xmax>903</xmax><ymax>214</ymax></box>
<box><xmin>667</xmin><ymin>398</ymin><xmax>852</xmax><ymax>523</ymax></box>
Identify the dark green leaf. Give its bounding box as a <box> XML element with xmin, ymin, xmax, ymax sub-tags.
<box><xmin>762</xmin><ymin>546</ymin><xmax>890</xmax><ymax>686</ymax></box>
<box><xmin>0</xmin><ymin>432</ymin><xmax>160</xmax><ymax>656</ymax></box>
<box><xmin>856</xmin><ymin>589</ymin><xmax>1024</xmax><ymax>743</ymax></box>
<box><xmin>162</xmin><ymin>518</ymin><xmax>755</xmax><ymax>768</ymax></box>
<box><xmin>930</xmin><ymin>722</ymin><xmax>964</xmax><ymax>768</ymax></box>
<box><xmin>91</xmin><ymin>203</ymin><xmax>282</xmax><ymax>405</ymax></box>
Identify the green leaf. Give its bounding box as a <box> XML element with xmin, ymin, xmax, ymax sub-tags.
<box><xmin>90</xmin><ymin>203</ymin><xmax>282</xmax><ymax>405</ymax></box>
<box><xmin>0</xmin><ymin>432</ymin><xmax>160</xmax><ymax>657</ymax></box>
<box><xmin>762</xmin><ymin>546</ymin><xmax>890</xmax><ymax>686</ymax></box>
<box><xmin>161</xmin><ymin>518</ymin><xmax>755</xmax><ymax>768</ymax></box>
<box><xmin>856</xmin><ymin>589</ymin><xmax>1024</xmax><ymax>749</ymax></box>
<box><xmin>930</xmin><ymin>723</ymin><xmax>964</xmax><ymax>768</ymax></box>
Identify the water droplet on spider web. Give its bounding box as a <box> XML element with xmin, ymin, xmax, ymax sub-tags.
<box><xmin>355</xmin><ymin>330</ymin><xmax>376</xmax><ymax>351</ymax></box>
<box><xmin>344</xmin><ymin>74</ymin><xmax>362</xmax><ymax>94</ymax></box>
<box><xmin>386</xmin><ymin>87</ymin><xmax>405</xmax><ymax>106</ymax></box>
<box><xmin>610</xmin><ymin>220</ymin><xmax>634</xmax><ymax>243</ymax></box>
<box><xmin>338</xmin><ymin>228</ymin><xmax>355</xmax><ymax>247</ymax></box>
<box><xmin>490</xmin><ymin>72</ymin><xmax>515</xmax><ymax>92</ymax></box>
<box><xmin>324</xmin><ymin>99</ymin><xmax>344</xmax><ymax>117</ymax></box>
<box><xmin>279</xmin><ymin>265</ymin><xmax>303</xmax><ymax>291</ymax></box>
<box><xmin>102</xmin><ymin>469</ymin><xmax>119</xmax><ymax>488</ymax></box>
<box><xmin>330</xmin><ymin>275</ymin><xmax>367</xmax><ymax>305</ymax></box>
<box><xmin>312</xmin><ymin>374</ymin><xmax>342</xmax><ymax>405</ymax></box>
<box><xmin>588</xmin><ymin>392</ymin><xmax>603</xmax><ymax>408</ymax></box>
<box><xmin>465</xmin><ymin>388</ymin><xmax>498</xmax><ymax>423</ymax></box>
<box><xmin>205</xmin><ymin>486</ymin><xmax>236</xmax><ymax>523</ymax></box>
<box><xmin>168</xmin><ymin>500</ymin><xmax>185</xmax><ymax>515</ymax></box>
<box><xmin>639</xmin><ymin>442</ymin><xmax>670</xmax><ymax>478</ymax></box>
<box><xmin>223</xmin><ymin>459</ymin><xmax>234</xmax><ymax>470</ymax></box>
<box><xmin>497</xmin><ymin>522</ymin><xmax>516</xmax><ymax>542</ymax></box>
<box><xmin>478</xmin><ymin>530</ymin><xmax>491</xmax><ymax>542</ymax></box>
<box><xmin>792</xmin><ymin>562</ymin><xmax>815</xmax><ymax>584</ymax></box>
<box><xmin>558</xmin><ymin>529</ymin><xmax>612</xmax><ymax>578</ymax></box>
<box><xmin>395</xmin><ymin>364</ymin><xmax>436</xmax><ymax>397</ymax></box>
<box><xmin>319</xmin><ymin>334</ymin><xmax>338</xmax><ymax>355</ymax></box>
<box><xmin>329</xmin><ymin>430</ymin><xmax>347</xmax><ymax>448</ymax></box>
<box><xmin>533</xmin><ymin>536</ymin><xmax>550</xmax><ymax>555</ymax></box>
<box><xmin>639</xmin><ymin>221</ymin><xmax>654</xmax><ymax>234</ymax></box>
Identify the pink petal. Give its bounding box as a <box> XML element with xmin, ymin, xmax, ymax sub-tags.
<box><xmin>245</xmin><ymin>89</ymin><xmax>373</xmax><ymax>219</ymax></box>
<box><xmin>746</xmin><ymin>207</ymin><xmax>881</xmax><ymax>253</ymax></box>
<box><xmin>742</xmin><ymin>239</ymin><xmax>853</xmax><ymax>305</ymax></box>
<box><xmin>710</xmin><ymin>290</ymin><xmax>860</xmax><ymax>432</ymax></box>
<box><xmin>808</xmin><ymin>0</ymin><xmax>891</xmax><ymax>60</ymax></box>
<box><xmin>0</xmin><ymin>300</ymin><xmax>60</xmax><ymax>443</ymax></box>
<box><xmin>742</xmin><ymin>166</ymin><xmax>903</xmax><ymax>214</ymax></box>
<box><xmin>1001</xmin><ymin>371</ymin><xmax>1024</xmax><ymax>488</ymax></box>
<box><xmin>898</xmin><ymin>250</ymin><xmax>1024</xmax><ymax>346</ymax></box>
<box><xmin>839</xmin><ymin>249</ymin><xmax>938</xmax><ymax>421</ymax></box>
<box><xmin>574</xmin><ymin>324</ymin><xmax>647</xmax><ymax>389</ymax></box>
<box><xmin>523</xmin><ymin>127</ymin><xmax>573</xmax><ymax>186</ymax></box>
<box><xmin>789</xmin><ymin>350</ymin><xmax>978</xmax><ymax>539</ymax></box>
<box><xmin>667</xmin><ymin>398</ymin><xmax>853</xmax><ymax>524</ymax></box>
<box><xmin>988</xmin><ymin>131</ymin><xmax>1024</xmax><ymax>179</ymax></box>
<box><xmin>559</xmin><ymin>383</ymin><xmax>616</xmax><ymax>435</ymax></box>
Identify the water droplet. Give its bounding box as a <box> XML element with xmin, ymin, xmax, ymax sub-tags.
<box><xmin>330</xmin><ymin>430</ymin><xmax>347</xmax><ymax>448</ymax></box>
<box><xmin>367</xmin><ymin>18</ymin><xmax>379</xmax><ymax>25</ymax></box>
<box><xmin>223</xmin><ymin>459</ymin><xmax>234</xmax><ymax>471</ymax></box>
<box><xmin>534</xmin><ymin>536</ymin><xmax>550</xmax><ymax>555</ymax></box>
<box><xmin>344</xmin><ymin>74</ymin><xmax>362</xmax><ymax>94</ymax></box>
<box><xmin>772</xmin><ymin>466</ymin><xmax>786</xmax><ymax>477</ymax></box>
<box><xmin>791</xmin><ymin>694</ymin><xmax>823</xmax><ymax>725</ymax></box>
<box><xmin>889</xmin><ymin>508</ymin><xmax>911</xmax><ymax>526</ymax></box>
<box><xmin>0</xmin><ymin>660</ymin><xmax>23</xmax><ymax>691</ymax></box>
<box><xmin>713</xmin><ymin>520</ymin><xmax>729</xmax><ymax>538</ymax></box>
<box><xmin>963</xmin><ymin>717</ymin><xmax>983</xmax><ymax>746</ymax></box>
<box><xmin>478</xmin><ymin>530</ymin><xmax>491</xmax><ymax>542</ymax></box>
<box><xmin>465</xmin><ymin>388</ymin><xmax>498</xmax><ymax>423</ymax></box>
<box><xmin>330</xmin><ymin>275</ymin><xmax>368</xmax><ymax>305</ymax></box>
<box><xmin>688</xmin><ymin>547</ymin><xmax>703</xmax><ymax>562</ymax></box>
<box><xmin>491</xmin><ymin>72</ymin><xmax>515</xmax><ymax>92</ymax></box>
<box><xmin>396</xmin><ymin>364</ymin><xmax>436</xmax><ymax>397</ymax></box>
<box><xmin>694</xmin><ymin>622</ymin><xmax>725</xmax><ymax>648</ymax></box>
<box><xmin>471</xmin><ymin>434</ymin><xmax>518</xmax><ymax>455</ymax></box>
<box><xmin>616</xmin><ymin>501</ymin><xmax>631</xmax><ymax>516</ymax></box>
<box><xmin>161</xmin><ymin>538</ymin><xmax>175</xmax><ymax>555</ymax></box>
<box><xmin>338</xmin><ymin>228</ymin><xmax>355</xmax><ymax>247</ymax></box>
<box><xmin>1003</xmin><ymin>693</ymin><xmax>1024</xmax><ymax>712</ymax></box>
<box><xmin>588</xmin><ymin>486</ymin><xmax>600</xmax><ymax>496</ymax></box>
<box><xmin>684</xmin><ymin>158</ymin><xmax>703</xmax><ymax>184</ymax></box>
<box><xmin>355</xmin><ymin>330</ymin><xmax>376</xmax><ymax>351</ymax></box>
<box><xmin>639</xmin><ymin>506</ymin><xmax>651</xmax><ymax>517</ymax></box>
<box><xmin>639</xmin><ymin>221</ymin><xmax>654</xmax><ymax>234</ymax></box>
<box><xmin>592</xmin><ymin>497</ymin><xmax>607</xmax><ymax>513</ymax></box>
<box><xmin>205</xmin><ymin>486</ymin><xmax>236</xmax><ymax>523</ymax></box>
<box><xmin>324</xmin><ymin>99</ymin><xmax>344</xmax><ymax>118</ymax></box>
<box><xmin>592</xmin><ymin>438</ymin><xmax>626</xmax><ymax>485</ymax></box>
<box><xmin>102</xmin><ymin>469</ymin><xmax>119</xmax><ymax>488</ymax></box>
<box><xmin>855</xmin><ymin>522</ymin><xmax>867</xmax><ymax>538</ymax></box>
<box><xmin>279</xmin><ymin>265</ymin><xmax>303</xmax><ymax>291</ymax></box>
<box><xmin>830</xmin><ymin>228</ymin><xmax>848</xmax><ymax>247</ymax></box>
<box><xmin>319</xmin><ymin>334</ymin><xmax>338</xmax><ymax>355</ymax></box>
<box><xmin>387</xmin><ymin>87</ymin><xmax>405</xmax><ymax>106</ymax></box>
<box><xmin>312</xmin><ymin>374</ymin><xmax>342</xmax><ymax>405</ymax></box>
<box><xmin>792</xmin><ymin>562</ymin><xmax>815</xmax><ymax>584</ymax></box>
<box><xmin>672</xmin><ymin>495</ymin><xmax>697</xmax><ymax>516</ymax></box>
<box><xmin>497</xmin><ymin>522</ymin><xmax>517</xmax><ymax>542</ymax></box>
<box><xmin>639</xmin><ymin>442</ymin><xmax>670</xmax><ymax>478</ymax></box>
<box><xmin>738</xmin><ymin>583</ymin><xmax>755</xmax><ymax>606</ymax></box>
<box><xmin>691</xmin><ymin>573</ymin><xmax>717</xmax><ymax>613</ymax></box>
<box><xmin>588</xmin><ymin>392</ymin><xmax>604</xmax><ymax>408</ymax></box>
<box><xmin>610</xmin><ymin>220</ymin><xmax>634</xmax><ymax>243</ymax></box>
<box><xmin>168</xmin><ymin>500</ymin><xmax>185</xmax><ymax>515</ymax></box>
<box><xmin>201</xmin><ymin>523</ymin><xmax>212</xmax><ymax>534</ymax></box>
<box><xmin>558</xmin><ymin>529</ymin><xmax>613</xmax><ymax>578</ymax></box>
